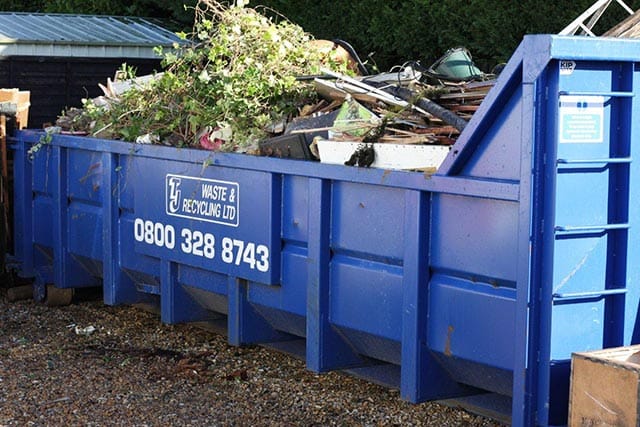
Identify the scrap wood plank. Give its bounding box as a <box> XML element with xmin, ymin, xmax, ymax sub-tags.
<box><xmin>0</xmin><ymin>89</ymin><xmax>30</xmax><ymax>251</ymax></box>
<box><xmin>0</xmin><ymin>113</ymin><xmax>8</xmax><ymax>248</ymax></box>
<box><xmin>448</xmin><ymin>104</ymin><xmax>480</xmax><ymax>112</ymax></box>
<box><xmin>416</xmin><ymin>125</ymin><xmax>460</xmax><ymax>135</ymax></box>
<box><xmin>378</xmin><ymin>135</ymin><xmax>436</xmax><ymax>144</ymax></box>
<box><xmin>435</xmin><ymin>91</ymin><xmax>488</xmax><ymax>101</ymax></box>
<box><xmin>603</xmin><ymin>8</ymin><xmax>640</xmax><ymax>37</ymax></box>
<box><xmin>433</xmin><ymin>136</ymin><xmax>457</xmax><ymax>145</ymax></box>
<box><xmin>382</xmin><ymin>127</ymin><xmax>437</xmax><ymax>144</ymax></box>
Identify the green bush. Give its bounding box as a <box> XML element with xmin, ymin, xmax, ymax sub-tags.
<box><xmin>259</xmin><ymin>0</ymin><xmax>640</xmax><ymax>72</ymax></box>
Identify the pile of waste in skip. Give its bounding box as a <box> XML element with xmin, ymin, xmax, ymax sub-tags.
<box><xmin>53</xmin><ymin>0</ymin><xmax>498</xmax><ymax>171</ymax></box>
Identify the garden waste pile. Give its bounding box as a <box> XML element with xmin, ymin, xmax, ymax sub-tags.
<box><xmin>54</xmin><ymin>0</ymin><xmax>496</xmax><ymax>170</ymax></box>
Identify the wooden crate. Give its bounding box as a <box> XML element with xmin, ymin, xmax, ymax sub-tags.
<box><xmin>569</xmin><ymin>345</ymin><xmax>640</xmax><ymax>426</ymax></box>
<box><xmin>0</xmin><ymin>88</ymin><xmax>30</xmax><ymax>129</ymax></box>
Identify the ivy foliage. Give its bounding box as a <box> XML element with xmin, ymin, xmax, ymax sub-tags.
<box><xmin>63</xmin><ymin>0</ymin><xmax>347</xmax><ymax>151</ymax></box>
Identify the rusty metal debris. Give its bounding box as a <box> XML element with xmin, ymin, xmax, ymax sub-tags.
<box><xmin>261</xmin><ymin>54</ymin><xmax>496</xmax><ymax>169</ymax></box>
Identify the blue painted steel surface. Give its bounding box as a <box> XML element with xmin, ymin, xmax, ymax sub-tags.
<box><xmin>9</xmin><ymin>35</ymin><xmax>640</xmax><ymax>426</ymax></box>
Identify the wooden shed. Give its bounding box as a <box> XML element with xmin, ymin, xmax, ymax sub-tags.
<box><xmin>0</xmin><ymin>12</ymin><xmax>182</xmax><ymax>128</ymax></box>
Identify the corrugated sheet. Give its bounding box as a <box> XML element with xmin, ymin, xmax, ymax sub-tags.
<box><xmin>0</xmin><ymin>13</ymin><xmax>184</xmax><ymax>58</ymax></box>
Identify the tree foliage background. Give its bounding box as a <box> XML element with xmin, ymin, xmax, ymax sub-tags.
<box><xmin>1</xmin><ymin>0</ymin><xmax>639</xmax><ymax>71</ymax></box>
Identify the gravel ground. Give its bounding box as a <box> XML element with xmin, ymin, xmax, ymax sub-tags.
<box><xmin>0</xmin><ymin>283</ymin><xmax>505</xmax><ymax>426</ymax></box>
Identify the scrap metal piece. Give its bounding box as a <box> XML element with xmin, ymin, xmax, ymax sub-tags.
<box><xmin>388</xmin><ymin>86</ymin><xmax>468</xmax><ymax>132</ymax></box>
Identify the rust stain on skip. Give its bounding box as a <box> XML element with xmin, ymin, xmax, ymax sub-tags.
<box><xmin>444</xmin><ymin>325</ymin><xmax>454</xmax><ymax>357</ymax></box>
<box><xmin>78</xmin><ymin>162</ymin><xmax>102</xmax><ymax>185</ymax></box>
<box><xmin>423</xmin><ymin>167</ymin><xmax>436</xmax><ymax>179</ymax></box>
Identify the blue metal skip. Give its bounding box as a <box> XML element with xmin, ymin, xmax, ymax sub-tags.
<box><xmin>10</xmin><ymin>35</ymin><xmax>640</xmax><ymax>426</ymax></box>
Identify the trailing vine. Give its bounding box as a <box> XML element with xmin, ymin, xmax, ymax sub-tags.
<box><xmin>27</xmin><ymin>127</ymin><xmax>55</xmax><ymax>160</ymax></box>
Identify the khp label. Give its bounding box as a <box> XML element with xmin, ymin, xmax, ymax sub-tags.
<box><xmin>559</xmin><ymin>60</ymin><xmax>576</xmax><ymax>75</ymax></box>
<box><xmin>165</xmin><ymin>174</ymin><xmax>240</xmax><ymax>227</ymax></box>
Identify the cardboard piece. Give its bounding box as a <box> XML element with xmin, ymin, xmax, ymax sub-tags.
<box><xmin>569</xmin><ymin>345</ymin><xmax>640</xmax><ymax>426</ymax></box>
